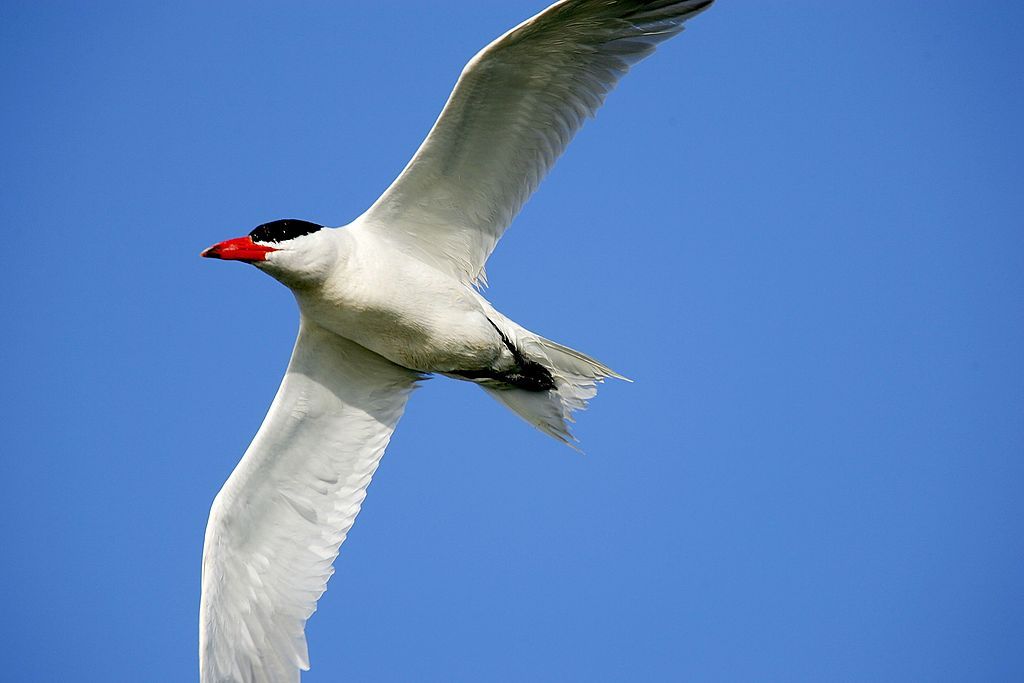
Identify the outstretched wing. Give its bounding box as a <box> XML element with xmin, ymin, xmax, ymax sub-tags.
<box><xmin>199</xmin><ymin>319</ymin><xmax>420</xmax><ymax>683</ymax></box>
<box><xmin>358</xmin><ymin>0</ymin><xmax>714</xmax><ymax>285</ymax></box>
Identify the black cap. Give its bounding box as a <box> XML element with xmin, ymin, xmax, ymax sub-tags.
<box><xmin>249</xmin><ymin>219</ymin><xmax>323</xmax><ymax>244</ymax></box>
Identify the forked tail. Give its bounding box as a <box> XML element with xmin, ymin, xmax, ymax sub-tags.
<box><xmin>480</xmin><ymin>312</ymin><xmax>628</xmax><ymax>447</ymax></box>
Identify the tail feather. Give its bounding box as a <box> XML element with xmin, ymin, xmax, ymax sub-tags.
<box><xmin>481</xmin><ymin>323</ymin><xmax>626</xmax><ymax>448</ymax></box>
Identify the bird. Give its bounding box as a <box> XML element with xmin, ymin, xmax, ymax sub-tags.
<box><xmin>198</xmin><ymin>1</ymin><xmax>714</xmax><ymax>681</ymax></box>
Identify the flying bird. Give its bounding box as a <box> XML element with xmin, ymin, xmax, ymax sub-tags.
<box><xmin>199</xmin><ymin>1</ymin><xmax>714</xmax><ymax>681</ymax></box>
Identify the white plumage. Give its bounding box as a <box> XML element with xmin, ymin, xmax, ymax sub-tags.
<box><xmin>199</xmin><ymin>1</ymin><xmax>714</xmax><ymax>681</ymax></box>
<box><xmin>200</xmin><ymin>321</ymin><xmax>419</xmax><ymax>682</ymax></box>
<box><xmin>363</xmin><ymin>0</ymin><xmax>713</xmax><ymax>286</ymax></box>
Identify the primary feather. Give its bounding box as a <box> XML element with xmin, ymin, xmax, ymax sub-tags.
<box><xmin>200</xmin><ymin>320</ymin><xmax>419</xmax><ymax>681</ymax></box>
<box><xmin>361</xmin><ymin>0</ymin><xmax>714</xmax><ymax>286</ymax></box>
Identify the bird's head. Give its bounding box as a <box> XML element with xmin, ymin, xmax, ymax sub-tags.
<box><xmin>202</xmin><ymin>219</ymin><xmax>338</xmax><ymax>289</ymax></box>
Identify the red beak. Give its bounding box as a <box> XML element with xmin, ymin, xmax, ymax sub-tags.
<box><xmin>201</xmin><ymin>236</ymin><xmax>277</xmax><ymax>262</ymax></box>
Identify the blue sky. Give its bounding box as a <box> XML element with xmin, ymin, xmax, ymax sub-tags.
<box><xmin>2</xmin><ymin>2</ymin><xmax>1023</xmax><ymax>681</ymax></box>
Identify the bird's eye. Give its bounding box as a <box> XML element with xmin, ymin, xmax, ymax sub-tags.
<box><xmin>249</xmin><ymin>219</ymin><xmax>323</xmax><ymax>244</ymax></box>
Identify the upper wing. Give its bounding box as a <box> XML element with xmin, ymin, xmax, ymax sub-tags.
<box><xmin>199</xmin><ymin>319</ymin><xmax>420</xmax><ymax>683</ymax></box>
<box><xmin>357</xmin><ymin>0</ymin><xmax>714</xmax><ymax>285</ymax></box>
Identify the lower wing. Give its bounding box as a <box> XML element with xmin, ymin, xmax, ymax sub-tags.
<box><xmin>199</xmin><ymin>318</ymin><xmax>421</xmax><ymax>683</ymax></box>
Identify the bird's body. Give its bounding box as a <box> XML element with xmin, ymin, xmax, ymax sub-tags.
<box><xmin>198</xmin><ymin>1</ymin><xmax>715</xmax><ymax>681</ymax></box>
<box><xmin>293</xmin><ymin>227</ymin><xmax>507</xmax><ymax>375</ymax></box>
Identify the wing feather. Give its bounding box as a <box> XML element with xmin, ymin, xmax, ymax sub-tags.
<box><xmin>199</xmin><ymin>319</ymin><xmax>420</xmax><ymax>682</ymax></box>
<box><xmin>358</xmin><ymin>0</ymin><xmax>714</xmax><ymax>285</ymax></box>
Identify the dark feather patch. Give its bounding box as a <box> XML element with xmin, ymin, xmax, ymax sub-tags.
<box><xmin>249</xmin><ymin>219</ymin><xmax>323</xmax><ymax>244</ymax></box>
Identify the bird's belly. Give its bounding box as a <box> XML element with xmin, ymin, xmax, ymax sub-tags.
<box><xmin>298</xmin><ymin>291</ymin><xmax>502</xmax><ymax>374</ymax></box>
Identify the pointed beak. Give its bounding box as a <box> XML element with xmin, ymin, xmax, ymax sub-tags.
<box><xmin>201</xmin><ymin>236</ymin><xmax>277</xmax><ymax>262</ymax></box>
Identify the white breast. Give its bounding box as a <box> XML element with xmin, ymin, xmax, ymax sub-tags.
<box><xmin>297</xmin><ymin>228</ymin><xmax>504</xmax><ymax>373</ymax></box>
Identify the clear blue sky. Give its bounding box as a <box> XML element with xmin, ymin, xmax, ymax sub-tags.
<box><xmin>2</xmin><ymin>2</ymin><xmax>1022</xmax><ymax>681</ymax></box>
